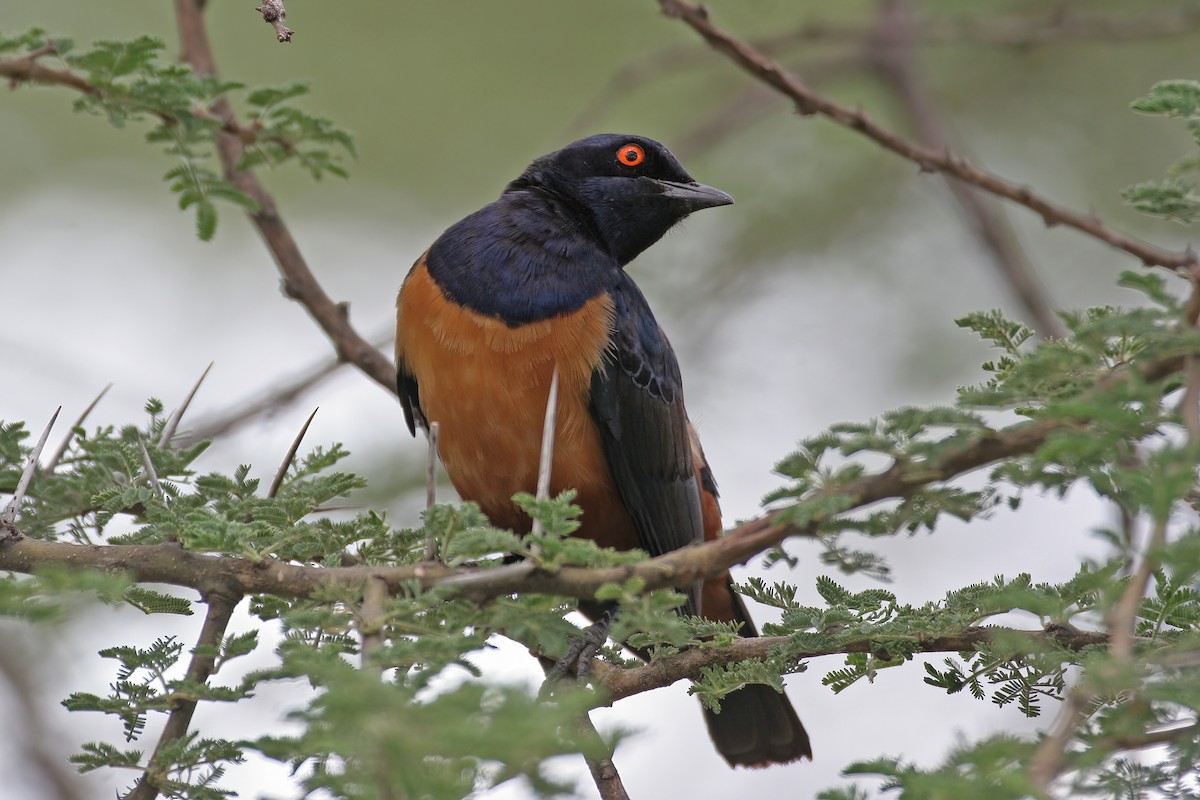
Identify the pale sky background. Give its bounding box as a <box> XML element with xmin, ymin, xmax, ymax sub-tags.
<box><xmin>3</xmin><ymin>1</ymin><xmax>1199</xmax><ymax>798</ymax></box>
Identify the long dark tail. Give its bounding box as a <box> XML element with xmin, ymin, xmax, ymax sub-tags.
<box><xmin>702</xmin><ymin>583</ymin><xmax>812</xmax><ymax>768</ymax></box>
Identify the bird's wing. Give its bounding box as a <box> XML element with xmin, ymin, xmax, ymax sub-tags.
<box><xmin>589</xmin><ymin>273</ymin><xmax>704</xmax><ymax>564</ymax></box>
<box><xmin>396</xmin><ymin>255</ymin><xmax>429</xmax><ymax>437</ymax></box>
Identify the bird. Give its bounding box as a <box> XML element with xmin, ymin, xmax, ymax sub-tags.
<box><xmin>394</xmin><ymin>133</ymin><xmax>811</xmax><ymax>767</ymax></box>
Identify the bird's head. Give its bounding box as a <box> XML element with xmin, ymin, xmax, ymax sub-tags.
<box><xmin>505</xmin><ymin>133</ymin><xmax>733</xmax><ymax>265</ymax></box>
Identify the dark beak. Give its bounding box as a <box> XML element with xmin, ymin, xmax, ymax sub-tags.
<box><xmin>653</xmin><ymin>179</ymin><xmax>735</xmax><ymax>211</ymax></box>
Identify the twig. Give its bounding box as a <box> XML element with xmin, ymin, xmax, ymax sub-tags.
<box><xmin>267</xmin><ymin>408</ymin><xmax>318</xmax><ymax>499</ymax></box>
<box><xmin>173</xmin><ymin>0</ymin><xmax>395</xmax><ymax>395</ymax></box>
<box><xmin>1110</xmin><ymin>516</ymin><xmax>1170</xmax><ymax>662</ymax></box>
<box><xmin>178</xmin><ymin>332</ymin><xmax>391</xmax><ymax>446</ymax></box>
<box><xmin>159</xmin><ymin>362</ymin><xmax>213</xmax><ymax>449</ymax></box>
<box><xmin>1028</xmin><ymin>684</ymin><xmax>1093</xmax><ymax>797</ymax></box>
<box><xmin>127</xmin><ymin>591</ymin><xmax>241</xmax><ymax>800</ymax></box>
<box><xmin>576</xmin><ymin>711</ymin><xmax>629</xmax><ymax>800</ymax></box>
<box><xmin>1</xmin><ymin>406</ymin><xmax>61</xmax><ymax>538</ymax></box>
<box><xmin>655</xmin><ymin>0</ymin><xmax>1198</xmax><ymax>274</ymax></box>
<box><xmin>530</xmin><ymin>367</ymin><xmax>561</xmax><ymax>538</ymax></box>
<box><xmin>673</xmin><ymin>55</ymin><xmax>862</xmax><ymax>160</ymax></box>
<box><xmin>423</xmin><ymin>421</ymin><xmax>440</xmax><ymax>561</ymax></box>
<box><xmin>255</xmin><ymin>0</ymin><xmax>293</xmax><ymax>43</ymax></box>
<box><xmin>867</xmin><ymin>0</ymin><xmax>1066</xmax><ymax>340</ymax></box>
<box><xmin>44</xmin><ymin>384</ymin><xmax>111</xmax><ymax>475</ymax></box>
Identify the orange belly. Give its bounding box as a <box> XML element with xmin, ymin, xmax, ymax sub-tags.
<box><xmin>396</xmin><ymin>260</ymin><xmax>639</xmax><ymax>549</ymax></box>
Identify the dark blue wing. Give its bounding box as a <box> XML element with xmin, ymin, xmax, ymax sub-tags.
<box><xmin>396</xmin><ymin>256</ymin><xmax>429</xmax><ymax>437</ymax></box>
<box><xmin>590</xmin><ymin>273</ymin><xmax>704</xmax><ymax>607</ymax></box>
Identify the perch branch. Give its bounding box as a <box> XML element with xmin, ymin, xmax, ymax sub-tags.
<box><xmin>0</xmin><ymin>356</ymin><xmax>1183</xmax><ymax>607</ymax></box>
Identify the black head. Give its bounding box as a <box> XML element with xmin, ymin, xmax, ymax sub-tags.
<box><xmin>505</xmin><ymin>133</ymin><xmax>733</xmax><ymax>266</ymax></box>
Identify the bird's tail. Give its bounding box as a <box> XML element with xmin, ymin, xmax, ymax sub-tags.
<box><xmin>702</xmin><ymin>582</ymin><xmax>812</xmax><ymax>768</ymax></box>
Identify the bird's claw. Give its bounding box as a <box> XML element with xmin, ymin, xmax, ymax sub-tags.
<box><xmin>540</xmin><ymin>615</ymin><xmax>612</xmax><ymax>695</ymax></box>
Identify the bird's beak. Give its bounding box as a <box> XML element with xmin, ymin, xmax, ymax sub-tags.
<box><xmin>653</xmin><ymin>179</ymin><xmax>735</xmax><ymax>211</ymax></box>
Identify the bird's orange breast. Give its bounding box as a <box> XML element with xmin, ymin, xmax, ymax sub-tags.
<box><xmin>396</xmin><ymin>259</ymin><xmax>638</xmax><ymax>547</ymax></box>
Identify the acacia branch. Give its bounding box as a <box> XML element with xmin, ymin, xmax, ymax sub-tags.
<box><xmin>0</xmin><ymin>356</ymin><xmax>1183</xmax><ymax>607</ymax></box>
<box><xmin>128</xmin><ymin>591</ymin><xmax>241</xmax><ymax>800</ymax></box>
<box><xmin>592</xmin><ymin>625</ymin><xmax>1112</xmax><ymax>703</ymax></box>
<box><xmin>656</xmin><ymin>0</ymin><xmax>1198</xmax><ymax>274</ymax></box>
<box><xmin>172</xmin><ymin>0</ymin><xmax>395</xmax><ymax>395</ymax></box>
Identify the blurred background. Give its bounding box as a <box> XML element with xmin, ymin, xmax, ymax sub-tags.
<box><xmin>3</xmin><ymin>0</ymin><xmax>1200</xmax><ymax>797</ymax></box>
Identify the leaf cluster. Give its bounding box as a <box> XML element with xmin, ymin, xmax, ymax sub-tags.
<box><xmin>2</xmin><ymin>29</ymin><xmax>355</xmax><ymax>240</ymax></box>
<box><xmin>1124</xmin><ymin>80</ymin><xmax>1200</xmax><ymax>222</ymax></box>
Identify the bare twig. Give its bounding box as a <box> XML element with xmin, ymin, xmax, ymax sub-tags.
<box><xmin>267</xmin><ymin>408</ymin><xmax>318</xmax><ymax>499</ymax></box>
<box><xmin>127</xmin><ymin>591</ymin><xmax>241</xmax><ymax>800</ymax></box>
<box><xmin>159</xmin><ymin>362</ymin><xmax>213</xmax><ymax>449</ymax></box>
<box><xmin>255</xmin><ymin>0</ymin><xmax>293</xmax><ymax>43</ymax></box>
<box><xmin>868</xmin><ymin>0</ymin><xmax>1066</xmax><ymax>339</ymax></box>
<box><xmin>178</xmin><ymin>332</ymin><xmax>391</xmax><ymax>446</ymax></box>
<box><xmin>423</xmin><ymin>421</ymin><xmax>440</xmax><ymax>561</ymax></box>
<box><xmin>673</xmin><ymin>55</ymin><xmax>862</xmax><ymax>160</ymax></box>
<box><xmin>655</xmin><ymin>0</ymin><xmax>1198</xmax><ymax>274</ymax></box>
<box><xmin>1</xmin><ymin>406</ymin><xmax>61</xmax><ymax>538</ymax></box>
<box><xmin>44</xmin><ymin>384</ymin><xmax>111</xmax><ymax>475</ymax></box>
<box><xmin>576</xmin><ymin>712</ymin><xmax>629</xmax><ymax>800</ymax></box>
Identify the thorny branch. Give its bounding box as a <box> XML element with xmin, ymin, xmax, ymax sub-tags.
<box><xmin>656</xmin><ymin>0</ymin><xmax>1199</xmax><ymax>274</ymax></box>
<box><xmin>0</xmin><ymin>354</ymin><xmax>1185</xmax><ymax>647</ymax></box>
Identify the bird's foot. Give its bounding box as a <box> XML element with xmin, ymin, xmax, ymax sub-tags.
<box><xmin>540</xmin><ymin>612</ymin><xmax>612</xmax><ymax>694</ymax></box>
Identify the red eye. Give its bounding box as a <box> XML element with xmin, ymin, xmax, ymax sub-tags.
<box><xmin>617</xmin><ymin>144</ymin><xmax>645</xmax><ymax>167</ymax></box>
